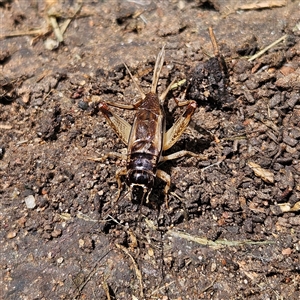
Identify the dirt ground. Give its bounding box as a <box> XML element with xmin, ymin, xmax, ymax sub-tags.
<box><xmin>1</xmin><ymin>1</ymin><xmax>300</xmax><ymax>299</ymax></box>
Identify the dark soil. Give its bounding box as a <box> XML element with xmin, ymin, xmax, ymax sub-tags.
<box><xmin>1</xmin><ymin>1</ymin><xmax>300</xmax><ymax>299</ymax></box>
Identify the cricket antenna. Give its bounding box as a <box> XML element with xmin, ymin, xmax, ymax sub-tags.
<box><xmin>136</xmin><ymin>187</ymin><xmax>149</xmax><ymax>243</ymax></box>
<box><xmin>124</xmin><ymin>62</ymin><xmax>146</xmax><ymax>99</ymax></box>
<box><xmin>151</xmin><ymin>45</ymin><xmax>165</xmax><ymax>94</ymax></box>
<box><xmin>117</xmin><ymin>187</ymin><xmax>131</xmax><ymax>204</ymax></box>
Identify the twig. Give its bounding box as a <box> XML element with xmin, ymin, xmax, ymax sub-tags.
<box><xmin>201</xmin><ymin>155</ymin><xmax>226</xmax><ymax>172</ymax></box>
<box><xmin>200</xmin><ymin>277</ymin><xmax>217</xmax><ymax>293</ymax></box>
<box><xmin>208</xmin><ymin>27</ymin><xmax>219</xmax><ymax>57</ymax></box>
<box><xmin>72</xmin><ymin>250</ymin><xmax>111</xmax><ymax>299</ymax></box>
<box><xmin>150</xmin><ymin>280</ymin><xmax>175</xmax><ymax>296</ymax></box>
<box><xmin>116</xmin><ymin>243</ymin><xmax>144</xmax><ymax>298</ymax></box>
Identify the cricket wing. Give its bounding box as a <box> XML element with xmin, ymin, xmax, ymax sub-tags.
<box><xmin>128</xmin><ymin>110</ymin><xmax>164</xmax><ymax>158</ymax></box>
<box><xmin>99</xmin><ymin>102</ymin><xmax>131</xmax><ymax>145</ymax></box>
<box><xmin>163</xmin><ymin>101</ymin><xmax>197</xmax><ymax>151</ymax></box>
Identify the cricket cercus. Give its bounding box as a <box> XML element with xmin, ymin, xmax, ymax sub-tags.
<box><xmin>98</xmin><ymin>46</ymin><xmax>205</xmax><ymax>204</ymax></box>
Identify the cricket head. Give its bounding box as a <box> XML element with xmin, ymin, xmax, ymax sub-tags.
<box><xmin>125</xmin><ymin>170</ymin><xmax>154</xmax><ymax>202</ymax></box>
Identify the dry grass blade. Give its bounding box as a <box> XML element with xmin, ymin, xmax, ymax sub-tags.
<box><xmin>60</xmin><ymin>3</ymin><xmax>83</xmax><ymax>35</ymax></box>
<box><xmin>167</xmin><ymin>230</ymin><xmax>275</xmax><ymax>249</ymax></box>
<box><xmin>47</xmin><ymin>3</ymin><xmax>82</xmax><ymax>43</ymax></box>
<box><xmin>248</xmin><ymin>35</ymin><xmax>287</xmax><ymax>61</ymax></box>
<box><xmin>102</xmin><ymin>280</ymin><xmax>111</xmax><ymax>300</ymax></box>
<box><xmin>208</xmin><ymin>27</ymin><xmax>219</xmax><ymax>56</ymax></box>
<box><xmin>1</xmin><ymin>2</ymin><xmax>82</xmax><ymax>43</ymax></box>
<box><xmin>0</xmin><ymin>28</ymin><xmax>50</xmax><ymax>39</ymax></box>
<box><xmin>48</xmin><ymin>15</ymin><xmax>63</xmax><ymax>42</ymax></box>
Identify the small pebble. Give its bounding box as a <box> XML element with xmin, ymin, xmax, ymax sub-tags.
<box><xmin>283</xmin><ymin>135</ymin><xmax>298</xmax><ymax>147</ymax></box>
<box><xmin>51</xmin><ymin>229</ymin><xmax>62</xmax><ymax>238</ymax></box>
<box><xmin>78</xmin><ymin>239</ymin><xmax>85</xmax><ymax>248</ymax></box>
<box><xmin>57</xmin><ymin>257</ymin><xmax>64</xmax><ymax>264</ymax></box>
<box><xmin>282</xmin><ymin>248</ymin><xmax>292</xmax><ymax>255</ymax></box>
<box><xmin>211</xmin><ymin>262</ymin><xmax>217</xmax><ymax>272</ymax></box>
<box><xmin>44</xmin><ymin>38</ymin><xmax>59</xmax><ymax>50</ymax></box>
<box><xmin>289</xmin><ymin>216</ymin><xmax>300</xmax><ymax>226</ymax></box>
<box><xmin>25</xmin><ymin>195</ymin><xmax>36</xmax><ymax>209</ymax></box>
<box><xmin>7</xmin><ymin>231</ymin><xmax>17</xmax><ymax>239</ymax></box>
<box><xmin>78</xmin><ymin>100</ymin><xmax>89</xmax><ymax>110</ymax></box>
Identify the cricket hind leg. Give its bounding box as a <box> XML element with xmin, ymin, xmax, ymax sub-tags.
<box><xmin>88</xmin><ymin>151</ymin><xmax>127</xmax><ymax>163</ymax></box>
<box><xmin>163</xmin><ymin>98</ymin><xmax>198</xmax><ymax>151</ymax></box>
<box><xmin>98</xmin><ymin>101</ymin><xmax>132</xmax><ymax>145</ymax></box>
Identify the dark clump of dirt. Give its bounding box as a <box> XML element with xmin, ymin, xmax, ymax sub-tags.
<box><xmin>186</xmin><ymin>28</ymin><xmax>234</xmax><ymax>109</ymax></box>
<box><xmin>1</xmin><ymin>1</ymin><xmax>300</xmax><ymax>299</ymax></box>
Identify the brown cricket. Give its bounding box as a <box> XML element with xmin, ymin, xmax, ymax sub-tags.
<box><xmin>99</xmin><ymin>46</ymin><xmax>204</xmax><ymax>203</ymax></box>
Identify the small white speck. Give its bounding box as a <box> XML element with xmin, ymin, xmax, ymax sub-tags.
<box><xmin>25</xmin><ymin>195</ymin><xmax>36</xmax><ymax>209</ymax></box>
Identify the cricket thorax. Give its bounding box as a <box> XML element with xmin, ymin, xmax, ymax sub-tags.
<box><xmin>140</xmin><ymin>92</ymin><xmax>161</xmax><ymax>110</ymax></box>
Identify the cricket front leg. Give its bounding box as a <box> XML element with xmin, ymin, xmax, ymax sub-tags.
<box><xmin>156</xmin><ymin>169</ymin><xmax>171</xmax><ymax>207</ymax></box>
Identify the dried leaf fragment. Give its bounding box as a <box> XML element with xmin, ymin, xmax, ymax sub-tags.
<box><xmin>291</xmin><ymin>201</ymin><xmax>300</xmax><ymax>212</ymax></box>
<box><xmin>236</xmin><ymin>0</ymin><xmax>287</xmax><ymax>10</ymax></box>
<box><xmin>247</xmin><ymin>161</ymin><xmax>274</xmax><ymax>183</ymax></box>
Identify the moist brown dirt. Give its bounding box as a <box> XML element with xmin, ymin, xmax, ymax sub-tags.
<box><xmin>1</xmin><ymin>1</ymin><xmax>300</xmax><ymax>299</ymax></box>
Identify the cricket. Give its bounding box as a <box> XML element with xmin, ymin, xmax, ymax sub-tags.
<box><xmin>98</xmin><ymin>46</ymin><xmax>205</xmax><ymax>204</ymax></box>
